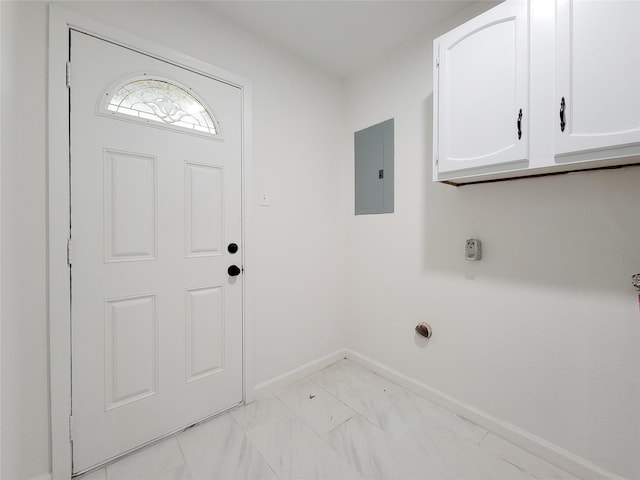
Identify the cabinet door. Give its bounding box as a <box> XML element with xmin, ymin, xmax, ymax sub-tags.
<box><xmin>435</xmin><ymin>0</ymin><xmax>528</xmax><ymax>176</ymax></box>
<box><xmin>555</xmin><ymin>0</ymin><xmax>640</xmax><ymax>159</ymax></box>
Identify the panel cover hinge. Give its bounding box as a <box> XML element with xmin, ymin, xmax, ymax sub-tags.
<box><xmin>66</xmin><ymin>62</ymin><xmax>71</xmax><ymax>88</ymax></box>
<box><xmin>435</xmin><ymin>57</ymin><xmax>440</xmax><ymax>68</ymax></box>
<box><xmin>67</xmin><ymin>237</ymin><xmax>73</xmax><ymax>266</ymax></box>
<box><xmin>69</xmin><ymin>414</ymin><xmax>74</xmax><ymax>441</ymax></box>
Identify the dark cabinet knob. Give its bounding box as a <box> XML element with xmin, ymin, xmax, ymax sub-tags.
<box><xmin>228</xmin><ymin>243</ymin><xmax>238</xmax><ymax>254</ymax></box>
<box><xmin>227</xmin><ymin>265</ymin><xmax>241</xmax><ymax>277</ymax></box>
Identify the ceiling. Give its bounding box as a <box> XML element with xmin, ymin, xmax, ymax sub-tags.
<box><xmin>204</xmin><ymin>1</ymin><xmax>496</xmax><ymax>77</ymax></box>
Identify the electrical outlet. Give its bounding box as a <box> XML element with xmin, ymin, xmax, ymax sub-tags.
<box><xmin>465</xmin><ymin>239</ymin><xmax>482</xmax><ymax>261</ymax></box>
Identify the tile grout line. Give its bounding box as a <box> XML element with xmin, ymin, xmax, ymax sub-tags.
<box><xmin>173</xmin><ymin>434</ymin><xmax>195</xmax><ymax>480</ymax></box>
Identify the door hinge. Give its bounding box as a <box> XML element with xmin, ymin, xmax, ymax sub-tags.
<box><xmin>436</xmin><ymin>57</ymin><xmax>440</xmax><ymax>68</ymax></box>
<box><xmin>67</xmin><ymin>237</ymin><xmax>73</xmax><ymax>266</ymax></box>
<box><xmin>66</xmin><ymin>62</ymin><xmax>71</xmax><ymax>88</ymax></box>
<box><xmin>378</xmin><ymin>169</ymin><xmax>384</xmax><ymax>179</ymax></box>
<box><xmin>69</xmin><ymin>414</ymin><xmax>74</xmax><ymax>442</ymax></box>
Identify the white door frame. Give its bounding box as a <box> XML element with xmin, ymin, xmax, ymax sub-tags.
<box><xmin>48</xmin><ymin>5</ymin><xmax>255</xmax><ymax>478</ymax></box>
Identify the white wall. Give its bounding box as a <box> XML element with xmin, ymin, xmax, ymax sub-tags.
<box><xmin>1</xmin><ymin>2</ymin><xmax>347</xmax><ymax>478</ymax></box>
<box><xmin>1</xmin><ymin>3</ymin><xmax>51</xmax><ymax>479</ymax></box>
<box><xmin>343</xmin><ymin>11</ymin><xmax>640</xmax><ymax>480</ymax></box>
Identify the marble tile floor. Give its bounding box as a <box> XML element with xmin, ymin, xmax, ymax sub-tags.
<box><xmin>78</xmin><ymin>359</ymin><xmax>581</xmax><ymax>480</ymax></box>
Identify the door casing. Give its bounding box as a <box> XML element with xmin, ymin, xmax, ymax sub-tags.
<box><xmin>48</xmin><ymin>5</ymin><xmax>255</xmax><ymax>479</ymax></box>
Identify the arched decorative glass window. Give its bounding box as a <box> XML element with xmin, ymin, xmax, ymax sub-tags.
<box><xmin>100</xmin><ymin>76</ymin><xmax>220</xmax><ymax>137</ymax></box>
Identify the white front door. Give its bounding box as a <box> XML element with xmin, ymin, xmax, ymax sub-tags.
<box><xmin>70</xmin><ymin>30</ymin><xmax>243</xmax><ymax>474</ymax></box>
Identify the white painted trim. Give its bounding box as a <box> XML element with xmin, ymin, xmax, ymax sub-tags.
<box><xmin>344</xmin><ymin>349</ymin><xmax>629</xmax><ymax>480</ymax></box>
<box><xmin>253</xmin><ymin>349</ymin><xmax>347</xmax><ymax>399</ymax></box>
<box><xmin>242</xmin><ymin>83</ymin><xmax>256</xmax><ymax>404</ymax></box>
<box><xmin>48</xmin><ymin>6</ymin><xmax>73</xmax><ymax>479</ymax></box>
<box><xmin>48</xmin><ymin>5</ymin><xmax>254</xmax><ymax>479</ymax></box>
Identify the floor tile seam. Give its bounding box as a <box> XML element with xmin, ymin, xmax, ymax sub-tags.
<box><xmin>325</xmin><ymin>393</ymin><xmax>373</xmax><ymax>422</ymax></box>
<box><xmin>226</xmin><ymin>409</ymin><xmax>248</xmax><ymax>431</ymax></box>
<box><xmin>245</xmin><ymin>409</ymin><xmax>311</xmax><ymax>446</ymax></box>
<box><xmin>317</xmin><ymin>380</ymin><xmax>360</xmax><ymax>414</ymax></box>
<box><xmin>105</xmin><ymin>436</ymin><xmax>187</xmax><ymax>480</ymax></box>
<box><xmin>224</xmin><ymin>404</ymin><xmax>292</xmax><ymax>480</ymax></box>
<box><xmin>349</xmin><ymin>409</ymin><xmax>390</xmax><ymax>435</ymax></box>
<box><xmin>318</xmin><ymin>368</ymin><xmax>493</xmax><ymax>459</ymax></box>
<box><xmin>172</xmin><ymin>433</ymin><xmax>190</xmax><ymax>464</ymax></box>
<box><xmin>243</xmin><ymin>423</ymin><xmax>291</xmax><ymax>480</ymax></box>
<box><xmin>242</xmin><ymin>408</ymin><xmax>306</xmax><ymax>456</ymax></box>
<box><xmin>360</xmin><ymin>391</ymin><xmax>419</xmax><ymax>437</ymax></box>
<box><xmin>304</xmin><ymin>374</ymin><xmax>363</xmax><ymax>424</ymax></box>
<box><xmin>262</xmin><ymin>454</ymin><xmax>282</xmax><ymax>480</ymax></box>
<box><xmin>273</xmin><ymin>388</ymin><xmax>336</xmax><ymax>416</ymax></box>
<box><xmin>328</xmin><ymin>381</ymin><xmax>395</xmax><ymax>408</ymax></box>
<box><xmin>323</xmin><ymin>419</ymin><xmax>442</xmax><ymax>480</ymax></box>
<box><xmin>234</xmin><ymin>394</ymin><xmax>294</xmax><ymax>432</ymax></box>
<box><xmin>316</xmin><ymin>378</ymin><xmax>342</xmax><ymax>402</ymax></box>
<box><xmin>475</xmin><ymin>428</ymin><xmax>491</xmax><ymax>446</ymax></box>
<box><xmin>390</xmin><ymin>412</ymin><xmax>490</xmax><ymax>459</ymax></box>
<box><xmin>284</xmin><ymin>407</ymin><xmax>373</xmax><ymax>475</ymax></box>
<box><xmin>325</xmin><ymin>409</ymin><xmax>402</xmax><ymax>466</ymax></box>
<box><xmin>305</xmin><ymin>374</ymin><xmax>336</xmax><ymax>391</ymax></box>
<box><xmin>295</xmin><ymin>403</ymin><xmax>355</xmax><ymax>437</ymax></box>
<box><xmin>245</xmin><ymin>415</ymin><xmax>349</xmax><ymax>480</ymax></box>
<box><xmin>292</xmin><ymin>406</ymin><xmax>348</xmax><ymax>451</ymax></box>
<box><xmin>174</xmin><ymin>432</ymin><xmax>198</xmax><ymax>480</ymax></box>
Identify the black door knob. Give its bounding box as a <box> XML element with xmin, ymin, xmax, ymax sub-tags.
<box><xmin>228</xmin><ymin>243</ymin><xmax>239</xmax><ymax>254</ymax></box>
<box><xmin>227</xmin><ymin>265</ymin><xmax>241</xmax><ymax>277</ymax></box>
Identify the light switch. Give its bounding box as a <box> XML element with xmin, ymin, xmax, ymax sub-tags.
<box><xmin>259</xmin><ymin>189</ymin><xmax>270</xmax><ymax>207</ymax></box>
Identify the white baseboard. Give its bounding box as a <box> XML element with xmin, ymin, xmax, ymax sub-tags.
<box><xmin>252</xmin><ymin>349</ymin><xmax>347</xmax><ymax>399</ymax></box>
<box><xmin>344</xmin><ymin>348</ymin><xmax>627</xmax><ymax>480</ymax></box>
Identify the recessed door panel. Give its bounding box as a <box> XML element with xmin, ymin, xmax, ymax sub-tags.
<box><xmin>447</xmin><ymin>20</ymin><xmax>516</xmax><ymax>160</ymax></box>
<box><xmin>104</xmin><ymin>150</ymin><xmax>157</xmax><ymax>262</ymax></box>
<box><xmin>185</xmin><ymin>286</ymin><xmax>224</xmax><ymax>382</ymax></box>
<box><xmin>105</xmin><ymin>294</ymin><xmax>158</xmax><ymax>410</ymax></box>
<box><xmin>185</xmin><ymin>162</ymin><xmax>223</xmax><ymax>257</ymax></box>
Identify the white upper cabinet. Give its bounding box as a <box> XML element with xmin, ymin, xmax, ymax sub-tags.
<box><xmin>434</xmin><ymin>1</ymin><xmax>529</xmax><ymax>176</ymax></box>
<box><xmin>555</xmin><ymin>0</ymin><xmax>640</xmax><ymax>161</ymax></box>
<box><xmin>434</xmin><ymin>0</ymin><xmax>640</xmax><ymax>185</ymax></box>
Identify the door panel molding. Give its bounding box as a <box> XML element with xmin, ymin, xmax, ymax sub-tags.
<box><xmin>48</xmin><ymin>5</ymin><xmax>254</xmax><ymax>478</ymax></box>
<box><xmin>103</xmin><ymin>149</ymin><xmax>158</xmax><ymax>263</ymax></box>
